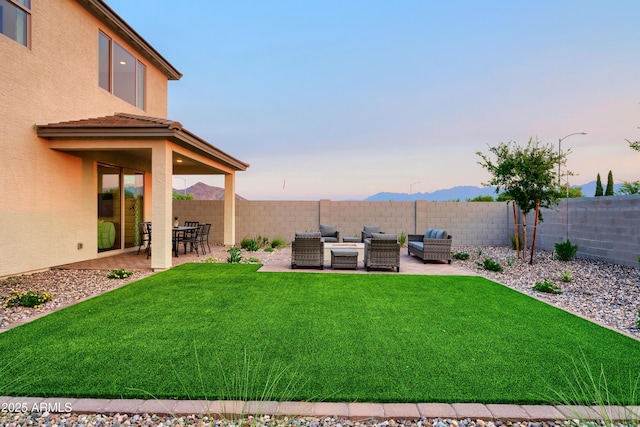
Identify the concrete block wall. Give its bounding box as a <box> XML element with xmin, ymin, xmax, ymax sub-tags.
<box><xmin>173</xmin><ymin>200</ymin><xmax>512</xmax><ymax>247</ymax></box>
<box><xmin>419</xmin><ymin>201</ymin><xmax>513</xmax><ymax>247</ymax></box>
<box><xmin>534</xmin><ymin>195</ymin><xmax>640</xmax><ymax>267</ymax></box>
<box><xmin>172</xmin><ymin>197</ymin><xmax>639</xmax><ymax>267</ymax></box>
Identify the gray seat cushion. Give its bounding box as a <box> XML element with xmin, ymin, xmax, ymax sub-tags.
<box><xmin>408</xmin><ymin>241</ymin><xmax>423</xmax><ymax>250</ymax></box>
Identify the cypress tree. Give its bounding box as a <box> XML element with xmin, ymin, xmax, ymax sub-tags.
<box><xmin>595</xmin><ymin>173</ymin><xmax>603</xmax><ymax>196</ymax></box>
<box><xmin>605</xmin><ymin>170</ymin><xmax>614</xmax><ymax>196</ymax></box>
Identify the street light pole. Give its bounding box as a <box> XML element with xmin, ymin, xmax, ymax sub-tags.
<box><xmin>557</xmin><ymin>132</ymin><xmax>587</xmax><ymax>195</ymax></box>
<box><xmin>174</xmin><ymin>176</ymin><xmax>187</xmax><ymax>196</ymax></box>
<box><xmin>409</xmin><ymin>181</ymin><xmax>420</xmax><ymax>201</ymax></box>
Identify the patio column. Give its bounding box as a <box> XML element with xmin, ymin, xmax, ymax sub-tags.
<box><xmin>150</xmin><ymin>143</ymin><xmax>173</xmax><ymax>270</ymax></box>
<box><xmin>223</xmin><ymin>172</ymin><xmax>236</xmax><ymax>245</ymax></box>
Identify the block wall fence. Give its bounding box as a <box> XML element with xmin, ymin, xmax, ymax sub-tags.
<box><xmin>173</xmin><ymin>195</ymin><xmax>640</xmax><ymax>268</ymax></box>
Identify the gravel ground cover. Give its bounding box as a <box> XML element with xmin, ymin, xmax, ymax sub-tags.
<box><xmin>1</xmin><ymin>246</ymin><xmax>639</xmax><ymax>426</ymax></box>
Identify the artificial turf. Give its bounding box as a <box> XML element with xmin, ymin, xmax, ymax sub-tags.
<box><xmin>0</xmin><ymin>263</ymin><xmax>639</xmax><ymax>404</ymax></box>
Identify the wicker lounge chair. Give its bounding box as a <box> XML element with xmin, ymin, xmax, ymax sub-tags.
<box><xmin>364</xmin><ymin>233</ymin><xmax>400</xmax><ymax>272</ymax></box>
<box><xmin>319</xmin><ymin>224</ymin><xmax>340</xmax><ymax>243</ymax></box>
<box><xmin>407</xmin><ymin>228</ymin><xmax>452</xmax><ymax>264</ymax></box>
<box><xmin>360</xmin><ymin>225</ymin><xmax>382</xmax><ymax>243</ymax></box>
<box><xmin>291</xmin><ymin>232</ymin><xmax>324</xmax><ymax>269</ymax></box>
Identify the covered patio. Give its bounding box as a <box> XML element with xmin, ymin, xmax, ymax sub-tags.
<box><xmin>37</xmin><ymin>113</ymin><xmax>249</xmax><ymax>271</ymax></box>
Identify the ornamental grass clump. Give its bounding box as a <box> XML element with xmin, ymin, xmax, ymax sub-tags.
<box><xmin>227</xmin><ymin>247</ymin><xmax>242</xmax><ymax>264</ymax></box>
<box><xmin>3</xmin><ymin>291</ymin><xmax>52</xmax><ymax>308</ymax></box>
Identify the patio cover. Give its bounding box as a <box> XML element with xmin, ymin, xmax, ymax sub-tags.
<box><xmin>36</xmin><ymin>113</ymin><xmax>249</xmax><ymax>270</ymax></box>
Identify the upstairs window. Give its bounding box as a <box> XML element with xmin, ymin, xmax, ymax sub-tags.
<box><xmin>98</xmin><ymin>32</ymin><xmax>146</xmax><ymax>110</ymax></box>
<box><xmin>0</xmin><ymin>0</ymin><xmax>30</xmax><ymax>47</ymax></box>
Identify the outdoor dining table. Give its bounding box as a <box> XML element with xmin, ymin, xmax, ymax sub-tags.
<box><xmin>172</xmin><ymin>226</ymin><xmax>197</xmax><ymax>257</ymax></box>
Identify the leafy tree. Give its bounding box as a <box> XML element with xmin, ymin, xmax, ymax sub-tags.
<box><xmin>172</xmin><ymin>191</ymin><xmax>194</xmax><ymax>200</ymax></box>
<box><xmin>466</xmin><ymin>195</ymin><xmax>495</xmax><ymax>202</ymax></box>
<box><xmin>605</xmin><ymin>170</ymin><xmax>615</xmax><ymax>196</ymax></box>
<box><xmin>566</xmin><ymin>187</ymin><xmax>584</xmax><ymax>198</ymax></box>
<box><xmin>594</xmin><ymin>173</ymin><xmax>603</xmax><ymax>196</ymax></box>
<box><xmin>617</xmin><ymin>181</ymin><xmax>640</xmax><ymax>195</ymax></box>
<box><xmin>477</xmin><ymin>138</ymin><xmax>566</xmax><ymax>263</ymax></box>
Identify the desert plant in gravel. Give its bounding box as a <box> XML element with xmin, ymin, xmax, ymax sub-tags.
<box><xmin>560</xmin><ymin>270</ymin><xmax>573</xmax><ymax>283</ymax></box>
<box><xmin>533</xmin><ymin>279</ymin><xmax>562</xmax><ymax>294</ymax></box>
<box><xmin>3</xmin><ymin>290</ymin><xmax>52</xmax><ymax>308</ymax></box>
<box><xmin>227</xmin><ymin>247</ymin><xmax>242</xmax><ymax>264</ymax></box>
<box><xmin>270</xmin><ymin>237</ymin><xmax>286</xmax><ymax>248</ymax></box>
<box><xmin>555</xmin><ymin>239</ymin><xmax>578</xmax><ymax>261</ymax></box>
<box><xmin>476</xmin><ymin>257</ymin><xmax>503</xmax><ymax>272</ymax></box>
<box><xmin>107</xmin><ymin>268</ymin><xmax>134</xmax><ymax>279</ymax></box>
<box><xmin>452</xmin><ymin>252</ymin><xmax>469</xmax><ymax>260</ymax></box>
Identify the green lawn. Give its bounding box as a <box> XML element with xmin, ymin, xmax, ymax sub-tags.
<box><xmin>1</xmin><ymin>263</ymin><xmax>639</xmax><ymax>404</ymax></box>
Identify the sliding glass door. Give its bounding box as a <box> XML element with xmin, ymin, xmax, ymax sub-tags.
<box><xmin>97</xmin><ymin>164</ymin><xmax>144</xmax><ymax>252</ymax></box>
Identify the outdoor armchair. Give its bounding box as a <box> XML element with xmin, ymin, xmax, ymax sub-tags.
<box><xmin>319</xmin><ymin>224</ymin><xmax>340</xmax><ymax>243</ymax></box>
<box><xmin>364</xmin><ymin>233</ymin><xmax>400</xmax><ymax>272</ymax></box>
<box><xmin>291</xmin><ymin>232</ymin><xmax>324</xmax><ymax>269</ymax></box>
<box><xmin>360</xmin><ymin>225</ymin><xmax>382</xmax><ymax>243</ymax></box>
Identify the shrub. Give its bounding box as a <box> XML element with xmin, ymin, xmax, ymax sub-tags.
<box><xmin>263</xmin><ymin>247</ymin><xmax>274</xmax><ymax>252</ymax></box>
<box><xmin>3</xmin><ymin>291</ymin><xmax>52</xmax><ymax>308</ymax></box>
<box><xmin>246</xmin><ymin>239</ymin><xmax>261</xmax><ymax>252</ymax></box>
<box><xmin>107</xmin><ymin>268</ymin><xmax>134</xmax><ymax>279</ymax></box>
<box><xmin>270</xmin><ymin>237</ymin><xmax>286</xmax><ymax>248</ymax></box>
<box><xmin>245</xmin><ymin>257</ymin><xmax>260</xmax><ymax>264</ymax></box>
<box><xmin>555</xmin><ymin>239</ymin><xmax>578</xmax><ymax>261</ymax></box>
<box><xmin>476</xmin><ymin>257</ymin><xmax>503</xmax><ymax>272</ymax></box>
<box><xmin>240</xmin><ymin>237</ymin><xmax>253</xmax><ymax>250</ymax></box>
<box><xmin>452</xmin><ymin>252</ymin><xmax>469</xmax><ymax>260</ymax></box>
<box><xmin>398</xmin><ymin>231</ymin><xmax>407</xmax><ymax>247</ymax></box>
<box><xmin>533</xmin><ymin>279</ymin><xmax>562</xmax><ymax>294</ymax></box>
<box><xmin>560</xmin><ymin>270</ymin><xmax>573</xmax><ymax>283</ymax></box>
<box><xmin>227</xmin><ymin>247</ymin><xmax>242</xmax><ymax>263</ymax></box>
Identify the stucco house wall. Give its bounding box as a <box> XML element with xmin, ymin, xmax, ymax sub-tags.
<box><xmin>0</xmin><ymin>0</ymin><xmax>170</xmax><ymax>276</ymax></box>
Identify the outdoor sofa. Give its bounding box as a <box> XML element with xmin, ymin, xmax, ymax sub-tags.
<box><xmin>407</xmin><ymin>228</ymin><xmax>452</xmax><ymax>264</ymax></box>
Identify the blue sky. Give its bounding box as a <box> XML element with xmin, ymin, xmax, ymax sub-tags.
<box><xmin>107</xmin><ymin>0</ymin><xmax>640</xmax><ymax>200</ymax></box>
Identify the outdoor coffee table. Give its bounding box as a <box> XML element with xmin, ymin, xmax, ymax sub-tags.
<box><xmin>330</xmin><ymin>248</ymin><xmax>358</xmax><ymax>270</ymax></box>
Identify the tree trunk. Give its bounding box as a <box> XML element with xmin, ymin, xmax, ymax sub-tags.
<box><xmin>512</xmin><ymin>201</ymin><xmax>520</xmax><ymax>259</ymax></box>
<box><xmin>529</xmin><ymin>199</ymin><xmax>540</xmax><ymax>265</ymax></box>
<box><xmin>521</xmin><ymin>209</ymin><xmax>527</xmax><ymax>255</ymax></box>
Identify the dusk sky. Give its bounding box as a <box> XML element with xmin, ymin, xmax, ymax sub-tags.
<box><xmin>107</xmin><ymin>0</ymin><xmax>640</xmax><ymax>200</ymax></box>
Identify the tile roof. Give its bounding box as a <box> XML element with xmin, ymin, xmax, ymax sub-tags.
<box><xmin>40</xmin><ymin>113</ymin><xmax>183</xmax><ymax>130</ymax></box>
<box><xmin>37</xmin><ymin>113</ymin><xmax>249</xmax><ymax>171</ymax></box>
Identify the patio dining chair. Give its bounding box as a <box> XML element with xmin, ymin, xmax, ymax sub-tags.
<box><xmin>198</xmin><ymin>223</ymin><xmax>211</xmax><ymax>255</ymax></box>
<box><xmin>137</xmin><ymin>221</ymin><xmax>151</xmax><ymax>258</ymax></box>
<box><xmin>181</xmin><ymin>224</ymin><xmax>204</xmax><ymax>256</ymax></box>
<box><xmin>183</xmin><ymin>221</ymin><xmax>200</xmax><ymax>253</ymax></box>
